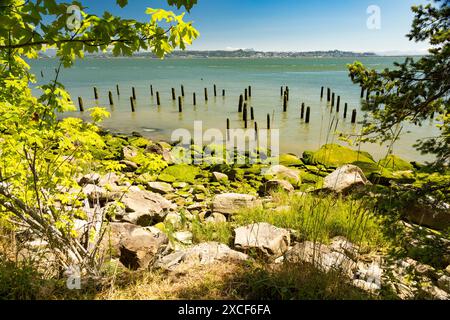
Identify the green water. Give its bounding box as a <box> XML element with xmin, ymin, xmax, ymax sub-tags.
<box><xmin>30</xmin><ymin>57</ymin><xmax>439</xmax><ymax>163</ymax></box>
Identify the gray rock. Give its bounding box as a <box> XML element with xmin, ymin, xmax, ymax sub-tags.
<box><xmin>123</xmin><ymin>146</ymin><xmax>138</xmax><ymax>160</ymax></box>
<box><xmin>119</xmin><ymin>226</ymin><xmax>169</xmax><ymax>270</ymax></box>
<box><xmin>285</xmin><ymin>241</ymin><xmax>356</xmax><ymax>277</ymax></box>
<box><xmin>323</xmin><ymin>165</ymin><xmax>371</xmax><ymax>193</ymax></box>
<box><xmin>422</xmin><ymin>285</ymin><xmax>449</xmax><ymax>300</ymax></box>
<box><xmin>173</xmin><ymin>231</ymin><xmax>193</xmax><ymax>245</ymax></box>
<box><xmin>260</xmin><ymin>180</ymin><xmax>294</xmax><ymax>195</ymax></box>
<box><xmin>98</xmin><ymin>172</ymin><xmax>120</xmax><ymax>187</ymax></box>
<box><xmin>120</xmin><ymin>160</ymin><xmax>139</xmax><ymax>172</ymax></box>
<box><xmin>78</xmin><ymin>173</ymin><xmax>100</xmax><ymax>186</ymax></box>
<box><xmin>438</xmin><ymin>275</ymin><xmax>450</xmax><ymax>292</ymax></box>
<box><xmin>405</xmin><ymin>197</ymin><xmax>450</xmax><ymax>231</ymax></box>
<box><xmin>205</xmin><ymin>212</ymin><xmax>227</xmax><ymax>224</ymax></box>
<box><xmin>234</xmin><ymin>223</ymin><xmax>290</xmax><ymax>257</ymax></box>
<box><xmin>148</xmin><ymin>181</ymin><xmax>174</xmax><ymax>195</ymax></box>
<box><xmin>212</xmin><ymin>193</ymin><xmax>260</xmax><ymax>215</ymax></box>
<box><xmin>212</xmin><ymin>172</ymin><xmax>229</xmax><ymax>183</ymax></box>
<box><xmin>120</xmin><ymin>189</ymin><xmax>177</xmax><ymax>226</ymax></box>
<box><xmin>145</xmin><ymin>142</ymin><xmax>173</xmax><ymax>164</ymax></box>
<box><xmin>155</xmin><ymin>242</ymin><xmax>248</xmax><ymax>271</ymax></box>
<box><xmin>264</xmin><ymin>165</ymin><xmax>300</xmax><ymax>185</ymax></box>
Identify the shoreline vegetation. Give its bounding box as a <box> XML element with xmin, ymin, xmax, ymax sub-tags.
<box><xmin>1</xmin><ymin>128</ymin><xmax>449</xmax><ymax>300</ymax></box>
<box><xmin>1</xmin><ymin>0</ymin><xmax>448</xmax><ymax>302</ymax></box>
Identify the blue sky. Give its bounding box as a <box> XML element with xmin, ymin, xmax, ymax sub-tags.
<box><xmin>84</xmin><ymin>0</ymin><xmax>430</xmax><ymax>54</ymax></box>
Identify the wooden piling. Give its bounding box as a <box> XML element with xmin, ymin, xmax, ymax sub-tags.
<box><xmin>108</xmin><ymin>91</ymin><xmax>114</xmax><ymax>105</ymax></box>
<box><xmin>331</xmin><ymin>93</ymin><xmax>335</xmax><ymax>107</ymax></box>
<box><xmin>222</xmin><ymin>89</ymin><xmax>225</xmax><ymax>97</ymax></box>
<box><xmin>214</xmin><ymin>84</ymin><xmax>217</xmax><ymax>97</ymax></box>
<box><xmin>344</xmin><ymin>103</ymin><xmax>348</xmax><ymax>119</ymax></box>
<box><xmin>305</xmin><ymin>107</ymin><xmax>311</xmax><ymax>123</ymax></box>
<box><xmin>94</xmin><ymin>87</ymin><xmax>98</xmax><ymax>100</ymax></box>
<box><xmin>366</xmin><ymin>90</ymin><xmax>370</xmax><ymax>101</ymax></box>
<box><xmin>150</xmin><ymin>85</ymin><xmax>154</xmax><ymax>96</ymax></box>
<box><xmin>251</xmin><ymin>107</ymin><xmax>255</xmax><ymax>120</ymax></box>
<box><xmin>156</xmin><ymin>92</ymin><xmax>161</xmax><ymax>106</ymax></box>
<box><xmin>172</xmin><ymin>88</ymin><xmax>176</xmax><ymax>100</ymax></box>
<box><xmin>336</xmin><ymin>96</ymin><xmax>340</xmax><ymax>112</ymax></box>
<box><xmin>178</xmin><ymin>96</ymin><xmax>183</xmax><ymax>113</ymax></box>
<box><xmin>248</xmin><ymin>86</ymin><xmax>252</xmax><ymax>97</ymax></box>
<box><xmin>281</xmin><ymin>86</ymin><xmax>283</xmax><ymax>96</ymax></box>
<box><xmin>40</xmin><ymin>70</ymin><xmax>44</xmax><ymax>78</ymax></box>
<box><xmin>78</xmin><ymin>97</ymin><xmax>84</xmax><ymax>112</ymax></box>
<box><xmin>243</xmin><ymin>103</ymin><xmax>248</xmax><ymax>122</ymax></box>
<box><xmin>193</xmin><ymin>92</ymin><xmax>197</xmax><ymax>106</ymax></box>
<box><xmin>227</xmin><ymin>118</ymin><xmax>230</xmax><ymax>141</ymax></box>
<box><xmin>116</xmin><ymin>84</ymin><xmax>120</xmax><ymax>96</ymax></box>
<box><xmin>245</xmin><ymin>89</ymin><xmax>248</xmax><ymax>101</ymax></box>
<box><xmin>285</xmin><ymin>87</ymin><xmax>289</xmax><ymax>101</ymax></box>
<box><xmin>267</xmin><ymin>114</ymin><xmax>271</xmax><ymax>130</ymax></box>
<box><xmin>360</xmin><ymin>87</ymin><xmax>365</xmax><ymax>99</ymax></box>
<box><xmin>254</xmin><ymin>122</ymin><xmax>258</xmax><ymax>140</ymax></box>
<box><xmin>327</xmin><ymin>88</ymin><xmax>331</xmax><ymax>102</ymax></box>
<box><xmin>130</xmin><ymin>97</ymin><xmax>136</xmax><ymax>112</ymax></box>
<box><xmin>132</xmin><ymin>87</ymin><xmax>136</xmax><ymax>100</ymax></box>
<box><xmin>301</xmin><ymin>103</ymin><xmax>305</xmax><ymax>119</ymax></box>
<box><xmin>204</xmin><ymin>88</ymin><xmax>208</xmax><ymax>101</ymax></box>
<box><xmin>181</xmin><ymin>85</ymin><xmax>185</xmax><ymax>97</ymax></box>
<box><xmin>238</xmin><ymin>95</ymin><xmax>243</xmax><ymax>112</ymax></box>
<box><xmin>321</xmin><ymin>86</ymin><xmax>324</xmax><ymax>99</ymax></box>
<box><xmin>351</xmin><ymin>110</ymin><xmax>357</xmax><ymax>123</ymax></box>
<box><xmin>283</xmin><ymin>94</ymin><xmax>288</xmax><ymax>112</ymax></box>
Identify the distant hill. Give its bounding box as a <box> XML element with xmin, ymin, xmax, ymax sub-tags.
<box><xmin>38</xmin><ymin>49</ymin><xmax>377</xmax><ymax>59</ymax></box>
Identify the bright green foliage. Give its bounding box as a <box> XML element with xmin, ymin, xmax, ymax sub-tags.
<box><xmin>0</xmin><ymin>0</ymin><xmax>199</xmax><ymax>274</ymax></box>
<box><xmin>347</xmin><ymin>0</ymin><xmax>449</xmax><ymax>167</ymax></box>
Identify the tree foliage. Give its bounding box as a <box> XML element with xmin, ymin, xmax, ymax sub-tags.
<box><xmin>348</xmin><ymin>0</ymin><xmax>449</xmax><ymax>167</ymax></box>
<box><xmin>0</xmin><ymin>0</ymin><xmax>199</xmax><ymax>274</ymax></box>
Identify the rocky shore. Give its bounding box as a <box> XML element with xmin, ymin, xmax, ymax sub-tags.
<box><xmin>16</xmin><ymin>132</ymin><xmax>450</xmax><ymax>300</ymax></box>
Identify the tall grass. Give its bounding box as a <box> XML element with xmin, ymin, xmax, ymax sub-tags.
<box><xmin>234</xmin><ymin>192</ymin><xmax>387</xmax><ymax>250</ymax></box>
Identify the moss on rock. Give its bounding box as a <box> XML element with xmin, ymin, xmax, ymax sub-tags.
<box><xmin>279</xmin><ymin>153</ymin><xmax>304</xmax><ymax>167</ymax></box>
<box><xmin>159</xmin><ymin>164</ymin><xmax>202</xmax><ymax>184</ymax></box>
<box><xmin>378</xmin><ymin>155</ymin><xmax>414</xmax><ymax>171</ymax></box>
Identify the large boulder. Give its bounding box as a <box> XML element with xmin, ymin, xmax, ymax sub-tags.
<box><xmin>303</xmin><ymin>144</ymin><xmax>379</xmax><ymax>176</ymax></box>
<box><xmin>155</xmin><ymin>242</ymin><xmax>248</xmax><ymax>271</ymax></box>
<box><xmin>264</xmin><ymin>165</ymin><xmax>301</xmax><ymax>186</ymax></box>
<box><xmin>323</xmin><ymin>165</ymin><xmax>371</xmax><ymax>193</ymax></box>
<box><xmin>212</xmin><ymin>193</ymin><xmax>260</xmax><ymax>215</ymax></box>
<box><xmin>405</xmin><ymin>198</ymin><xmax>450</xmax><ymax>231</ymax></box>
<box><xmin>234</xmin><ymin>223</ymin><xmax>290</xmax><ymax>257</ymax></box>
<box><xmin>119</xmin><ymin>226</ymin><xmax>169</xmax><ymax>270</ymax></box>
<box><xmin>119</xmin><ymin>187</ymin><xmax>177</xmax><ymax>226</ymax></box>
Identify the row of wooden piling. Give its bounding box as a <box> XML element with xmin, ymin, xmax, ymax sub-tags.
<box><xmin>320</xmin><ymin>86</ymin><xmax>358</xmax><ymax>124</ymax></box>
<box><xmin>78</xmin><ymin>84</ymin><xmax>359</xmax><ymax>126</ymax></box>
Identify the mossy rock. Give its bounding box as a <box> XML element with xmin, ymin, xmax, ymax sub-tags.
<box><xmin>298</xmin><ymin>170</ymin><xmax>324</xmax><ymax>184</ymax></box>
<box><xmin>99</xmin><ymin>134</ymin><xmax>128</xmax><ymax>160</ymax></box>
<box><xmin>158</xmin><ymin>173</ymin><xmax>176</xmax><ymax>183</ymax></box>
<box><xmin>129</xmin><ymin>137</ymin><xmax>151</xmax><ymax>149</ymax></box>
<box><xmin>304</xmin><ymin>144</ymin><xmax>379</xmax><ymax>176</ymax></box>
<box><xmin>369</xmin><ymin>170</ymin><xmax>416</xmax><ymax>185</ymax></box>
<box><xmin>136</xmin><ymin>173</ymin><xmax>157</xmax><ymax>184</ymax></box>
<box><xmin>279</xmin><ymin>153</ymin><xmax>304</xmax><ymax>167</ymax></box>
<box><xmin>159</xmin><ymin>164</ymin><xmax>202</xmax><ymax>184</ymax></box>
<box><xmin>378</xmin><ymin>155</ymin><xmax>414</xmax><ymax>171</ymax></box>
